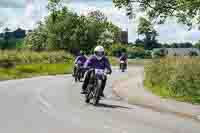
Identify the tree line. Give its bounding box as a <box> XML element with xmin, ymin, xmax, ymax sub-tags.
<box><xmin>24</xmin><ymin>7</ymin><xmax>121</xmax><ymax>54</ymax></box>
<box><xmin>1</xmin><ymin>0</ymin><xmax>200</xmax><ymax>55</ymax></box>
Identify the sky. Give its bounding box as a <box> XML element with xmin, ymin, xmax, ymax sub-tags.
<box><xmin>0</xmin><ymin>0</ymin><xmax>200</xmax><ymax>43</ymax></box>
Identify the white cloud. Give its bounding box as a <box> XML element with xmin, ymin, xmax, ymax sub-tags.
<box><xmin>0</xmin><ymin>0</ymin><xmax>47</xmax><ymax>30</ymax></box>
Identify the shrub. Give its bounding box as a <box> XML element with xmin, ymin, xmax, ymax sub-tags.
<box><xmin>189</xmin><ymin>51</ymin><xmax>199</xmax><ymax>56</ymax></box>
<box><xmin>127</xmin><ymin>46</ymin><xmax>146</xmax><ymax>59</ymax></box>
<box><xmin>108</xmin><ymin>43</ymin><xmax>127</xmax><ymax>57</ymax></box>
<box><xmin>152</xmin><ymin>48</ymin><xmax>167</xmax><ymax>58</ymax></box>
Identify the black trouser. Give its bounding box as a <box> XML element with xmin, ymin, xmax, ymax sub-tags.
<box><xmin>73</xmin><ymin>66</ymin><xmax>77</xmax><ymax>75</ymax></box>
<box><xmin>82</xmin><ymin>69</ymin><xmax>107</xmax><ymax>94</ymax></box>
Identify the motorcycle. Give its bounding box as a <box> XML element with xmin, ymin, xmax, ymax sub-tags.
<box><xmin>85</xmin><ymin>69</ymin><xmax>108</xmax><ymax>106</ymax></box>
<box><xmin>120</xmin><ymin>60</ymin><xmax>127</xmax><ymax>72</ymax></box>
<box><xmin>74</xmin><ymin>63</ymin><xmax>84</xmax><ymax>82</ymax></box>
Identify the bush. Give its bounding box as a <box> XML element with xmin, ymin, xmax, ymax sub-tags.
<box><xmin>0</xmin><ymin>50</ymin><xmax>73</xmax><ymax>66</ymax></box>
<box><xmin>152</xmin><ymin>48</ymin><xmax>167</xmax><ymax>58</ymax></box>
<box><xmin>108</xmin><ymin>43</ymin><xmax>127</xmax><ymax>57</ymax></box>
<box><xmin>144</xmin><ymin>50</ymin><xmax>152</xmax><ymax>59</ymax></box>
<box><xmin>127</xmin><ymin>46</ymin><xmax>146</xmax><ymax>59</ymax></box>
<box><xmin>189</xmin><ymin>51</ymin><xmax>199</xmax><ymax>56</ymax></box>
<box><xmin>145</xmin><ymin>57</ymin><xmax>200</xmax><ymax>103</ymax></box>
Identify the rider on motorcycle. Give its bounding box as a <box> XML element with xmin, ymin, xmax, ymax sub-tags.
<box><xmin>73</xmin><ymin>51</ymin><xmax>87</xmax><ymax>76</ymax></box>
<box><xmin>119</xmin><ymin>52</ymin><xmax>128</xmax><ymax>70</ymax></box>
<box><xmin>81</xmin><ymin>45</ymin><xmax>112</xmax><ymax>97</ymax></box>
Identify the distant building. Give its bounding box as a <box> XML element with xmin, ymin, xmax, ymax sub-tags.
<box><xmin>14</xmin><ymin>28</ymin><xmax>26</xmax><ymax>39</ymax></box>
<box><xmin>152</xmin><ymin>48</ymin><xmax>200</xmax><ymax>57</ymax></box>
<box><xmin>119</xmin><ymin>30</ymin><xmax>128</xmax><ymax>44</ymax></box>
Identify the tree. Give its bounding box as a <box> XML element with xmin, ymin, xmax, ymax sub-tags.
<box><xmin>24</xmin><ymin>22</ymin><xmax>48</xmax><ymax>51</ymax></box>
<box><xmin>3</xmin><ymin>27</ymin><xmax>11</xmax><ymax>49</ymax></box>
<box><xmin>152</xmin><ymin>48</ymin><xmax>167</xmax><ymax>58</ymax></box>
<box><xmin>88</xmin><ymin>10</ymin><xmax>107</xmax><ymax>21</ymax></box>
<box><xmin>137</xmin><ymin>17</ymin><xmax>159</xmax><ymax>50</ymax></box>
<box><xmin>113</xmin><ymin>0</ymin><xmax>200</xmax><ymax>27</ymax></box>
<box><xmin>109</xmin><ymin>43</ymin><xmax>127</xmax><ymax>57</ymax></box>
<box><xmin>97</xmin><ymin>29</ymin><xmax>114</xmax><ymax>48</ymax></box>
<box><xmin>104</xmin><ymin>21</ymin><xmax>121</xmax><ymax>43</ymax></box>
<box><xmin>169</xmin><ymin>42</ymin><xmax>193</xmax><ymax>48</ymax></box>
<box><xmin>195</xmin><ymin>41</ymin><xmax>200</xmax><ymax>49</ymax></box>
<box><xmin>171</xmin><ymin>43</ymin><xmax>179</xmax><ymax>48</ymax></box>
<box><xmin>162</xmin><ymin>43</ymin><xmax>171</xmax><ymax>48</ymax></box>
<box><xmin>183</xmin><ymin>42</ymin><xmax>193</xmax><ymax>48</ymax></box>
<box><xmin>189</xmin><ymin>51</ymin><xmax>199</xmax><ymax>56</ymax></box>
<box><xmin>88</xmin><ymin>10</ymin><xmax>120</xmax><ymax>46</ymax></box>
<box><xmin>24</xmin><ymin>5</ymin><xmax>121</xmax><ymax>53</ymax></box>
<box><xmin>135</xmin><ymin>38</ymin><xmax>144</xmax><ymax>48</ymax></box>
<box><xmin>48</xmin><ymin>0</ymin><xmax>63</xmax><ymax>23</ymax></box>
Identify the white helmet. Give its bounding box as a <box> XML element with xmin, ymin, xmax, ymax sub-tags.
<box><xmin>94</xmin><ymin>45</ymin><xmax>105</xmax><ymax>60</ymax></box>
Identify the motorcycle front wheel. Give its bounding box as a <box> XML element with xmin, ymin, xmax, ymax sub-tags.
<box><xmin>85</xmin><ymin>85</ymin><xmax>93</xmax><ymax>103</ymax></box>
<box><xmin>93</xmin><ymin>79</ymin><xmax>102</xmax><ymax>106</ymax></box>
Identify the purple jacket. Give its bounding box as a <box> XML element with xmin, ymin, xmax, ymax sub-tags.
<box><xmin>75</xmin><ymin>55</ymin><xmax>87</xmax><ymax>65</ymax></box>
<box><xmin>84</xmin><ymin>55</ymin><xmax>112</xmax><ymax>72</ymax></box>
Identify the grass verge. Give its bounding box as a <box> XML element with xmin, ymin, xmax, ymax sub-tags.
<box><xmin>144</xmin><ymin>80</ymin><xmax>200</xmax><ymax>105</ymax></box>
<box><xmin>0</xmin><ymin>63</ymin><xmax>73</xmax><ymax>81</ymax></box>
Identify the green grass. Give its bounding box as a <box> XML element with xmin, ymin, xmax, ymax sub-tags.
<box><xmin>144</xmin><ymin>80</ymin><xmax>174</xmax><ymax>98</ymax></box>
<box><xmin>0</xmin><ymin>63</ymin><xmax>73</xmax><ymax>81</ymax></box>
<box><xmin>144</xmin><ymin>80</ymin><xmax>200</xmax><ymax>104</ymax></box>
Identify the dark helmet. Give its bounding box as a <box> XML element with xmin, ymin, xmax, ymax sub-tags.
<box><xmin>121</xmin><ymin>52</ymin><xmax>126</xmax><ymax>56</ymax></box>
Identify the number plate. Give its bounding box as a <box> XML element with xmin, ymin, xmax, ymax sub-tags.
<box><xmin>95</xmin><ymin>69</ymin><xmax>104</xmax><ymax>75</ymax></box>
<box><xmin>120</xmin><ymin>61</ymin><xmax>125</xmax><ymax>63</ymax></box>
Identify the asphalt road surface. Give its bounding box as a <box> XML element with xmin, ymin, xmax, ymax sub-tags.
<box><xmin>0</xmin><ymin>66</ymin><xmax>199</xmax><ymax>133</ymax></box>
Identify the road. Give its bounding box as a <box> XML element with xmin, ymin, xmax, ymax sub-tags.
<box><xmin>0</xmin><ymin>66</ymin><xmax>199</xmax><ymax>133</ymax></box>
